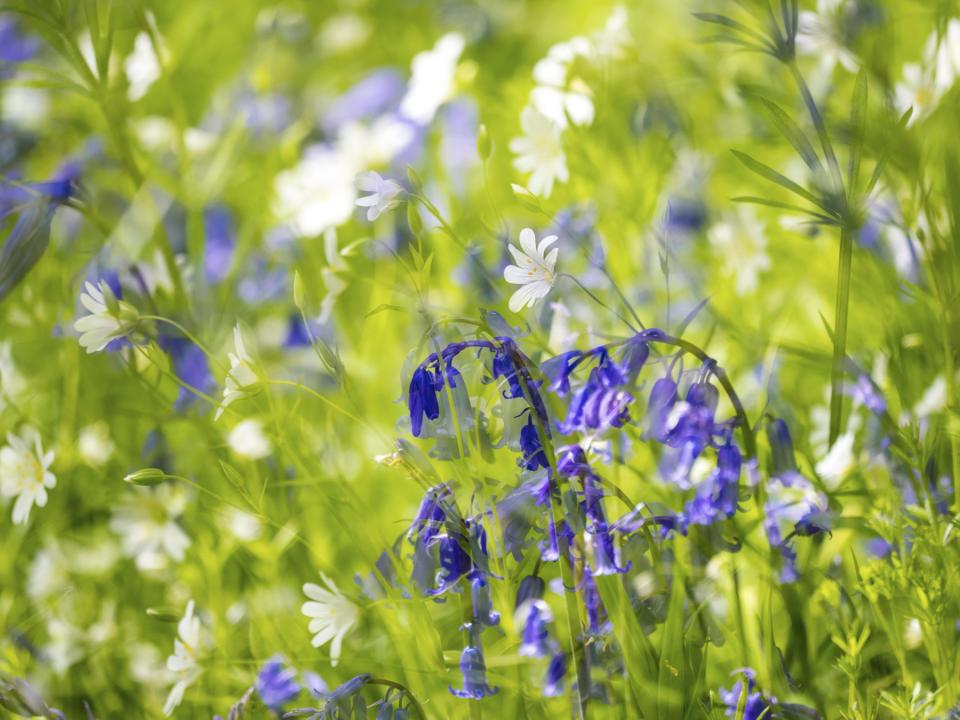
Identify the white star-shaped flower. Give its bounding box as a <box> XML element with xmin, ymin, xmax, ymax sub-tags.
<box><xmin>0</xmin><ymin>426</ymin><xmax>55</xmax><ymax>525</ymax></box>
<box><xmin>503</xmin><ymin>227</ymin><xmax>559</xmax><ymax>312</ymax></box>
<box><xmin>301</xmin><ymin>572</ymin><xmax>358</xmax><ymax>667</ymax></box>
<box><xmin>215</xmin><ymin>325</ymin><xmax>259</xmax><ymax>421</ymax></box>
<box><xmin>355</xmin><ymin>170</ymin><xmax>404</xmax><ymax>221</ymax></box>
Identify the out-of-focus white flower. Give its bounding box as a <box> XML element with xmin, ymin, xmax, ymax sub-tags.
<box><xmin>355</xmin><ymin>171</ymin><xmax>404</xmax><ymax>221</ymax></box>
<box><xmin>273</xmin><ymin>145</ymin><xmax>358</xmax><ymax>237</ymax></box>
<box><xmin>914</xmin><ymin>374</ymin><xmax>947</xmax><ymax>417</ymax></box>
<box><xmin>318</xmin><ymin>13</ymin><xmax>371</xmax><ymax>55</ymax></box>
<box><xmin>400</xmin><ymin>32</ymin><xmax>465</xmax><ymax>124</ymax></box>
<box><xmin>509</xmin><ymin>106</ymin><xmax>569</xmax><ymax>198</ymax></box>
<box><xmin>815</xmin><ymin>428</ymin><xmax>857</xmax><ymax>488</ymax></box>
<box><xmin>894</xmin><ymin>24</ymin><xmax>960</xmax><ymax>124</ymax></box>
<box><xmin>45</xmin><ymin>616</ymin><xmax>86</xmax><ymax>675</ymax></box>
<box><xmin>74</xmin><ymin>280</ymin><xmax>140</xmax><ymax>353</ymax></box>
<box><xmin>530</xmin><ymin>37</ymin><xmax>594</xmax><ymax>129</ymax></box>
<box><xmin>0</xmin><ymin>426</ymin><xmax>56</xmax><ymax>525</ymax></box>
<box><xmin>796</xmin><ymin>0</ymin><xmax>859</xmax><ymax>75</ymax></box>
<box><xmin>301</xmin><ymin>573</ymin><xmax>358</xmax><ymax>666</ymax></box>
<box><xmin>707</xmin><ymin>207</ymin><xmax>771</xmax><ymax>296</ymax></box>
<box><xmin>227</xmin><ymin>419</ymin><xmax>271</xmax><ymax>460</ymax></box>
<box><xmin>124</xmin><ymin>32</ymin><xmax>162</xmax><ymax>101</ymax></box>
<box><xmin>222</xmin><ymin>508</ymin><xmax>261</xmax><ymax>542</ymax></box>
<box><xmin>215</xmin><ymin>325</ymin><xmax>260</xmax><ymax>421</ymax></box>
<box><xmin>592</xmin><ymin>5</ymin><xmax>632</xmax><ymax>60</ymax></box>
<box><xmin>503</xmin><ymin>227</ymin><xmax>559</xmax><ymax>312</ymax></box>
<box><xmin>0</xmin><ymin>341</ymin><xmax>25</xmax><ymax>410</ymax></box>
<box><xmin>1</xmin><ymin>86</ymin><xmax>50</xmax><ymax>127</ymax></box>
<box><xmin>110</xmin><ymin>484</ymin><xmax>190</xmax><ymax>571</ymax></box>
<box><xmin>163</xmin><ymin>600</ymin><xmax>202</xmax><ymax>716</ymax></box>
<box><xmin>78</xmin><ymin>422</ymin><xmax>115</xmax><ymax>467</ymax></box>
<box><xmin>338</xmin><ymin>116</ymin><xmax>414</xmax><ymax>169</ymax></box>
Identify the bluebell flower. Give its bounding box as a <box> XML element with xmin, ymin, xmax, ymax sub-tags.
<box><xmin>471</xmin><ymin>573</ymin><xmax>501</xmax><ymax>626</ymax></box>
<box><xmin>682</xmin><ymin>441</ymin><xmax>741</xmax><ymax>528</ymax></box>
<box><xmin>582</xmin><ymin>569</ymin><xmax>608</xmax><ymax>634</ymax></box>
<box><xmin>519</xmin><ymin>416</ymin><xmax>548</xmax><ymax>470</ymax></box>
<box><xmin>850</xmin><ymin>373</ymin><xmax>886</xmax><ymax>415</ymax></box>
<box><xmin>763</xmin><ymin>418</ymin><xmax>831</xmax><ymax>579</ymax></box>
<box><xmin>430</xmin><ymin>530</ymin><xmax>472</xmax><ymax>595</ymax></box>
<box><xmin>408</xmin><ymin>366</ymin><xmax>442</xmax><ymax>437</ymax></box>
<box><xmin>0</xmin><ymin>171</ymin><xmax>76</xmax><ymax>304</ymax></box>
<box><xmin>495</xmin><ymin>486</ymin><xmax>540</xmax><ymax>560</ymax></box>
<box><xmin>323</xmin><ymin>69</ymin><xmax>406</xmax><ymax>134</ymax></box>
<box><xmin>555</xmin><ymin>362</ymin><xmax>634</xmax><ymax>436</ymax></box>
<box><xmin>449</xmin><ymin>644</ymin><xmax>499</xmax><ymax>699</ymax></box>
<box><xmin>203</xmin><ymin>206</ymin><xmax>235</xmax><ymax>284</ymax></box>
<box><xmin>541</xmin><ymin>350</ymin><xmax>585</xmax><ymax>397</ymax></box>
<box><xmin>302</xmin><ymin>674</ymin><xmax>371</xmax><ymax>718</ymax></box>
<box><xmin>642</xmin><ymin>375</ymin><xmax>679</xmax><ymax>441</ymax></box>
<box><xmin>542</xmin><ymin>651</ymin><xmax>567</xmax><ymax>697</ymax></box>
<box><xmin>539</xmin><ymin>516</ymin><xmax>573</xmax><ymax>562</ymax></box>
<box><xmin>661</xmin><ymin>377</ymin><xmax>721</xmax><ymax>487</ymax></box>
<box><xmin>718</xmin><ymin>669</ymin><xmax>771</xmax><ymax>720</ymax></box>
<box><xmin>665</xmin><ymin>197</ymin><xmax>708</xmax><ymax>234</ymax></box>
<box><xmin>517</xmin><ymin>599</ymin><xmax>553</xmax><ymax>658</ymax></box>
<box><xmin>159</xmin><ymin>335</ymin><xmax>215</xmax><ymax>409</ymax></box>
<box><xmin>255</xmin><ymin>655</ymin><xmax>301</xmax><ymax>712</ymax></box>
<box><xmin>514</xmin><ymin>575</ymin><xmax>546</xmax><ymax>608</ymax></box>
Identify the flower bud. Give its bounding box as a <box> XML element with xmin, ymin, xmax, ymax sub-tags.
<box><xmin>123</xmin><ymin>467</ymin><xmax>167</xmax><ymax>485</ymax></box>
<box><xmin>407</xmin><ymin>202</ymin><xmax>423</xmax><ymax>236</ymax></box>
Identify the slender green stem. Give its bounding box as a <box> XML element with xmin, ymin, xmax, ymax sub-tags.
<box><xmin>266</xmin><ymin>380</ymin><xmax>378</xmax><ymax>434</ymax></box>
<box><xmin>828</xmin><ymin>227</ymin><xmax>853</xmax><ymax>446</ymax></box>
<box><xmin>367</xmin><ymin>677</ymin><xmax>428</xmax><ymax>720</ymax></box>
<box><xmin>941</xmin><ymin>304</ymin><xmax>960</xmax><ymax>511</ymax></box>
<box><xmin>139</xmin><ymin>315</ymin><xmax>226</xmax><ymax>372</ymax></box>
<box><xmin>559</xmin><ymin>273</ymin><xmax>638</xmax><ymax>334</ymax></box>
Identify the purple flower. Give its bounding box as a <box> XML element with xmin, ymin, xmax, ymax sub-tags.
<box><xmin>851</xmin><ymin>373</ymin><xmax>886</xmax><ymax>415</ymax></box>
<box><xmin>718</xmin><ymin>669</ymin><xmax>771</xmax><ymax>720</ymax></box>
<box><xmin>517</xmin><ymin>599</ymin><xmax>553</xmax><ymax>658</ymax></box>
<box><xmin>0</xmin><ymin>18</ymin><xmax>38</xmax><ymax>63</ymax></box>
<box><xmin>470</xmin><ymin>573</ymin><xmax>501</xmax><ymax>627</ymax></box>
<box><xmin>519</xmin><ymin>416</ymin><xmax>548</xmax><ymax>471</ymax></box>
<box><xmin>203</xmin><ymin>206</ymin><xmax>235</xmax><ymax>284</ymax></box>
<box><xmin>323</xmin><ymin>69</ymin><xmax>406</xmax><ymax>133</ymax></box>
<box><xmin>542</xmin><ymin>652</ymin><xmax>567</xmax><ymax>697</ymax></box>
<box><xmin>449</xmin><ymin>645</ymin><xmax>499</xmax><ymax>699</ymax></box>
<box><xmin>255</xmin><ymin>654</ymin><xmax>301</xmax><ymax>711</ymax></box>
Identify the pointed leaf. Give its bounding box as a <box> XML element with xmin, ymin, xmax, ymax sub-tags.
<box><xmin>757</xmin><ymin>98</ymin><xmax>822</xmax><ymax>173</ymax></box>
<box><xmin>731</xmin><ymin>150</ymin><xmax>822</xmax><ymax>208</ymax></box>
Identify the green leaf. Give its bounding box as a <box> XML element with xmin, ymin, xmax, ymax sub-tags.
<box><xmin>731</xmin><ymin>150</ymin><xmax>822</xmax><ymax>208</ymax></box>
<box><xmin>595</xmin><ymin>575</ymin><xmax>657</xmax><ymax>711</ymax></box>
<box><xmin>731</xmin><ymin>196</ymin><xmax>838</xmax><ymax>224</ymax></box>
<box><xmin>658</xmin><ymin>551</ymin><xmax>687</xmax><ymax>718</ymax></box>
<box><xmin>848</xmin><ymin>69</ymin><xmax>868</xmax><ymax>192</ymax></box>
<box><xmin>365</xmin><ymin>303</ymin><xmax>405</xmax><ymax>318</ymax></box>
<box><xmin>0</xmin><ymin>205</ymin><xmax>53</xmax><ymax>305</ymax></box>
<box><xmin>756</xmin><ymin>98</ymin><xmax>822</xmax><ymax>173</ymax></box>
